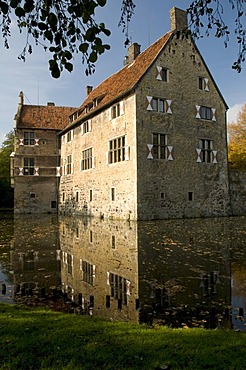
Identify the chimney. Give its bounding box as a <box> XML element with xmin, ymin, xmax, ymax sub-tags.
<box><xmin>170</xmin><ymin>7</ymin><xmax>188</xmax><ymax>32</ymax></box>
<box><xmin>128</xmin><ymin>43</ymin><xmax>141</xmax><ymax>64</ymax></box>
<box><xmin>19</xmin><ymin>91</ymin><xmax>24</xmax><ymax>106</ymax></box>
<box><xmin>47</xmin><ymin>102</ymin><xmax>55</xmax><ymax>106</ymax></box>
<box><xmin>86</xmin><ymin>85</ymin><xmax>93</xmax><ymax>96</ymax></box>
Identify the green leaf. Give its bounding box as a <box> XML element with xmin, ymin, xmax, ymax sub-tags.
<box><xmin>48</xmin><ymin>13</ymin><xmax>57</xmax><ymax>27</ymax></box>
<box><xmin>15</xmin><ymin>6</ymin><xmax>25</xmax><ymax>17</ymax></box>
<box><xmin>38</xmin><ymin>22</ymin><xmax>47</xmax><ymax>31</ymax></box>
<box><xmin>0</xmin><ymin>1</ymin><xmax>9</xmax><ymax>14</ymax></box>
<box><xmin>65</xmin><ymin>62</ymin><xmax>73</xmax><ymax>72</ymax></box>
<box><xmin>97</xmin><ymin>0</ymin><xmax>107</xmax><ymax>7</ymax></box>
<box><xmin>44</xmin><ymin>30</ymin><xmax>53</xmax><ymax>42</ymax></box>
<box><xmin>89</xmin><ymin>51</ymin><xmax>97</xmax><ymax>63</ymax></box>
<box><xmin>10</xmin><ymin>0</ymin><xmax>19</xmax><ymax>9</ymax></box>
<box><xmin>79</xmin><ymin>43</ymin><xmax>89</xmax><ymax>53</ymax></box>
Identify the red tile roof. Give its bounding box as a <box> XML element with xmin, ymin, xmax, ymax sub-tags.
<box><xmin>64</xmin><ymin>31</ymin><xmax>173</xmax><ymax>131</ymax></box>
<box><xmin>17</xmin><ymin>105</ymin><xmax>76</xmax><ymax>130</ymax></box>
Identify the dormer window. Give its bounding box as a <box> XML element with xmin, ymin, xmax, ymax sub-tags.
<box><xmin>112</xmin><ymin>103</ymin><xmax>120</xmax><ymax>119</ymax></box>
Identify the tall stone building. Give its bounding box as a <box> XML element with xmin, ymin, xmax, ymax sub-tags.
<box><xmin>11</xmin><ymin>92</ymin><xmax>75</xmax><ymax>214</ymax></box>
<box><xmin>58</xmin><ymin>7</ymin><xmax>230</xmax><ymax>220</ymax></box>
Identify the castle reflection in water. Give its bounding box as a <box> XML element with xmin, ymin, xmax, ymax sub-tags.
<box><xmin>1</xmin><ymin>214</ymin><xmax>246</xmax><ymax>330</ymax></box>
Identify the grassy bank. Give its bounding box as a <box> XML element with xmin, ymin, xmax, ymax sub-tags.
<box><xmin>0</xmin><ymin>303</ymin><xmax>246</xmax><ymax>370</ymax></box>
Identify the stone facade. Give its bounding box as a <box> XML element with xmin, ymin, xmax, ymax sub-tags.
<box><xmin>58</xmin><ymin>7</ymin><xmax>230</xmax><ymax>220</ymax></box>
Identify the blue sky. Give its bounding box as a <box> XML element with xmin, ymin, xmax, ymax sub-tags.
<box><xmin>0</xmin><ymin>0</ymin><xmax>245</xmax><ymax>146</ymax></box>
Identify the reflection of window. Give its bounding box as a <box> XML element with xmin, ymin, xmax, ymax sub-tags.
<box><xmin>81</xmin><ymin>260</ymin><xmax>94</xmax><ymax>286</ymax></box>
<box><xmin>24</xmin><ymin>131</ymin><xmax>35</xmax><ymax>145</ymax></box>
<box><xmin>109</xmin><ymin>136</ymin><xmax>125</xmax><ymax>164</ymax></box>
<box><xmin>109</xmin><ymin>273</ymin><xmax>128</xmax><ymax>305</ymax></box>
<box><xmin>22</xmin><ymin>252</ymin><xmax>35</xmax><ymax>271</ymax></box>
<box><xmin>24</xmin><ymin>158</ymin><xmax>34</xmax><ymax>175</ymax></box>
<box><xmin>67</xmin><ymin>254</ymin><xmax>73</xmax><ymax>275</ymax></box>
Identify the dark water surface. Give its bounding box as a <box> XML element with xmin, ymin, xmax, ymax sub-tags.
<box><xmin>1</xmin><ymin>213</ymin><xmax>246</xmax><ymax>330</ymax></box>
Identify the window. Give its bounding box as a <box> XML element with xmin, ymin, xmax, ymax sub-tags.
<box><xmin>198</xmin><ymin>77</ymin><xmax>209</xmax><ymax>91</ymax></box>
<box><xmin>75</xmin><ymin>191</ymin><xmax>79</xmax><ymax>202</ymax></box>
<box><xmin>67</xmin><ymin>155</ymin><xmax>72</xmax><ymax>174</ymax></box>
<box><xmin>200</xmin><ymin>106</ymin><xmax>212</xmax><ymax>120</ymax></box>
<box><xmin>82</xmin><ymin>121</ymin><xmax>91</xmax><ymax>135</ymax></box>
<box><xmin>199</xmin><ymin>139</ymin><xmax>213</xmax><ymax>163</ymax></box>
<box><xmin>81</xmin><ymin>148</ymin><xmax>93</xmax><ymax>171</ymax></box>
<box><xmin>157</xmin><ymin>66</ymin><xmax>168</xmax><ymax>81</ymax></box>
<box><xmin>108</xmin><ymin>136</ymin><xmax>125</xmax><ymax>164</ymax></box>
<box><xmin>111</xmin><ymin>103</ymin><xmax>120</xmax><ymax>119</ymax></box>
<box><xmin>112</xmin><ymin>235</ymin><xmax>116</xmax><ymax>249</ymax></box>
<box><xmin>153</xmin><ymin>133</ymin><xmax>168</xmax><ymax>159</ymax></box>
<box><xmin>67</xmin><ymin>131</ymin><xmax>72</xmax><ymax>142</ymax></box>
<box><xmin>147</xmin><ymin>96</ymin><xmax>172</xmax><ymax>113</ymax></box>
<box><xmin>24</xmin><ymin>131</ymin><xmax>35</xmax><ymax>145</ymax></box>
<box><xmin>24</xmin><ymin>158</ymin><xmax>34</xmax><ymax>175</ymax></box>
<box><xmin>30</xmin><ymin>192</ymin><xmax>36</xmax><ymax>198</ymax></box>
<box><xmin>89</xmin><ymin>189</ymin><xmax>93</xmax><ymax>202</ymax></box>
<box><xmin>111</xmin><ymin>187</ymin><xmax>116</xmax><ymax>201</ymax></box>
<box><xmin>62</xmin><ymin>192</ymin><xmax>65</xmax><ymax>202</ymax></box>
<box><xmin>188</xmin><ymin>192</ymin><xmax>194</xmax><ymax>201</ymax></box>
<box><xmin>67</xmin><ymin>253</ymin><xmax>73</xmax><ymax>275</ymax></box>
<box><xmin>51</xmin><ymin>201</ymin><xmax>57</xmax><ymax>209</ymax></box>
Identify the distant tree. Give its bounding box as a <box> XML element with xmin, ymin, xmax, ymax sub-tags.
<box><xmin>0</xmin><ymin>131</ymin><xmax>14</xmax><ymax>208</ymax></box>
<box><xmin>0</xmin><ymin>0</ymin><xmax>244</xmax><ymax>77</ymax></box>
<box><xmin>228</xmin><ymin>104</ymin><xmax>246</xmax><ymax>170</ymax></box>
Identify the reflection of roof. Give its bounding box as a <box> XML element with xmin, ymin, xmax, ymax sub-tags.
<box><xmin>17</xmin><ymin>105</ymin><xmax>76</xmax><ymax>130</ymax></box>
<box><xmin>63</xmin><ymin>31</ymin><xmax>173</xmax><ymax>132</ymax></box>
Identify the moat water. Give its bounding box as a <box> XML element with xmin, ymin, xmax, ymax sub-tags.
<box><xmin>1</xmin><ymin>213</ymin><xmax>246</xmax><ymax>330</ymax></box>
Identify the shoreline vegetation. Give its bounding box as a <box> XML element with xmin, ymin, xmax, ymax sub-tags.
<box><xmin>0</xmin><ymin>303</ymin><xmax>246</xmax><ymax>369</ymax></box>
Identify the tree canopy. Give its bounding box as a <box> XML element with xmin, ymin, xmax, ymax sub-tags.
<box><xmin>0</xmin><ymin>0</ymin><xmax>245</xmax><ymax>77</ymax></box>
<box><xmin>0</xmin><ymin>131</ymin><xmax>14</xmax><ymax>208</ymax></box>
<box><xmin>228</xmin><ymin>104</ymin><xmax>246</xmax><ymax>170</ymax></box>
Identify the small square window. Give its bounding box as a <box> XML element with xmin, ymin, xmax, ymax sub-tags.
<box><xmin>160</xmin><ymin>192</ymin><xmax>166</xmax><ymax>199</ymax></box>
<box><xmin>30</xmin><ymin>192</ymin><xmax>36</xmax><ymax>198</ymax></box>
<box><xmin>51</xmin><ymin>201</ymin><xmax>57</xmax><ymax>209</ymax></box>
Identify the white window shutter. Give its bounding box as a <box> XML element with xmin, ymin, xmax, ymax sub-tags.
<box><xmin>125</xmin><ymin>145</ymin><xmax>130</xmax><ymax>160</ymax></box>
<box><xmin>92</xmin><ymin>155</ymin><xmax>95</xmax><ymax>168</ymax></box>
<box><xmin>107</xmin><ymin>272</ymin><xmax>110</xmax><ymax>285</ymax></box>
<box><xmin>88</xmin><ymin>119</ymin><xmax>92</xmax><ymax>132</ymax></box>
<box><xmin>34</xmin><ymin>138</ymin><xmax>39</xmax><ymax>146</ymax></box>
<box><xmin>196</xmin><ymin>105</ymin><xmax>201</xmax><ymax>119</ymax></box>
<box><xmin>19</xmin><ymin>167</ymin><xmax>24</xmax><ymax>175</ymax></box>
<box><xmin>19</xmin><ymin>138</ymin><xmax>24</xmax><ymax>145</ymax></box>
<box><xmin>109</xmin><ymin>106</ymin><xmax>113</xmax><ymax>120</ymax></box>
<box><xmin>156</xmin><ymin>66</ymin><xmax>162</xmax><ymax>80</ymax></box>
<box><xmin>93</xmin><ymin>265</ymin><xmax>96</xmax><ymax>277</ymax></box>
<box><xmin>71</xmin><ymin>161</ymin><xmax>74</xmax><ymax>174</ymax></box>
<box><xmin>213</xmin><ymin>150</ymin><xmax>218</xmax><ymax>163</ymax></box>
<box><xmin>204</xmin><ymin>78</ymin><xmax>209</xmax><ymax>91</ymax></box>
<box><xmin>80</xmin><ymin>259</ymin><xmax>83</xmax><ymax>270</ymax></box>
<box><xmin>212</xmin><ymin>108</ymin><xmax>216</xmax><ymax>121</ymax></box>
<box><xmin>34</xmin><ymin>167</ymin><xmax>39</xmax><ymax>176</ymax></box>
<box><xmin>56</xmin><ymin>250</ymin><xmax>61</xmax><ymax>261</ymax></box>
<box><xmin>71</xmin><ymin>130</ymin><xmax>74</xmax><ymax>140</ymax></box>
<box><xmin>120</xmin><ymin>100</ymin><xmax>124</xmax><ymax>115</ymax></box>
<box><xmin>166</xmin><ymin>100</ymin><xmax>172</xmax><ymax>114</ymax></box>
<box><xmin>147</xmin><ymin>144</ymin><xmax>153</xmax><ymax>159</ymax></box>
<box><xmin>196</xmin><ymin>148</ymin><xmax>202</xmax><ymax>162</ymax></box>
<box><xmin>106</xmin><ymin>151</ymin><xmax>109</xmax><ymax>165</ymax></box>
<box><xmin>56</xmin><ymin>167</ymin><xmax>61</xmax><ymax>177</ymax></box>
<box><xmin>146</xmin><ymin>96</ymin><xmax>153</xmax><ymax>111</ymax></box>
<box><xmin>167</xmin><ymin>146</ymin><xmax>174</xmax><ymax>160</ymax></box>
